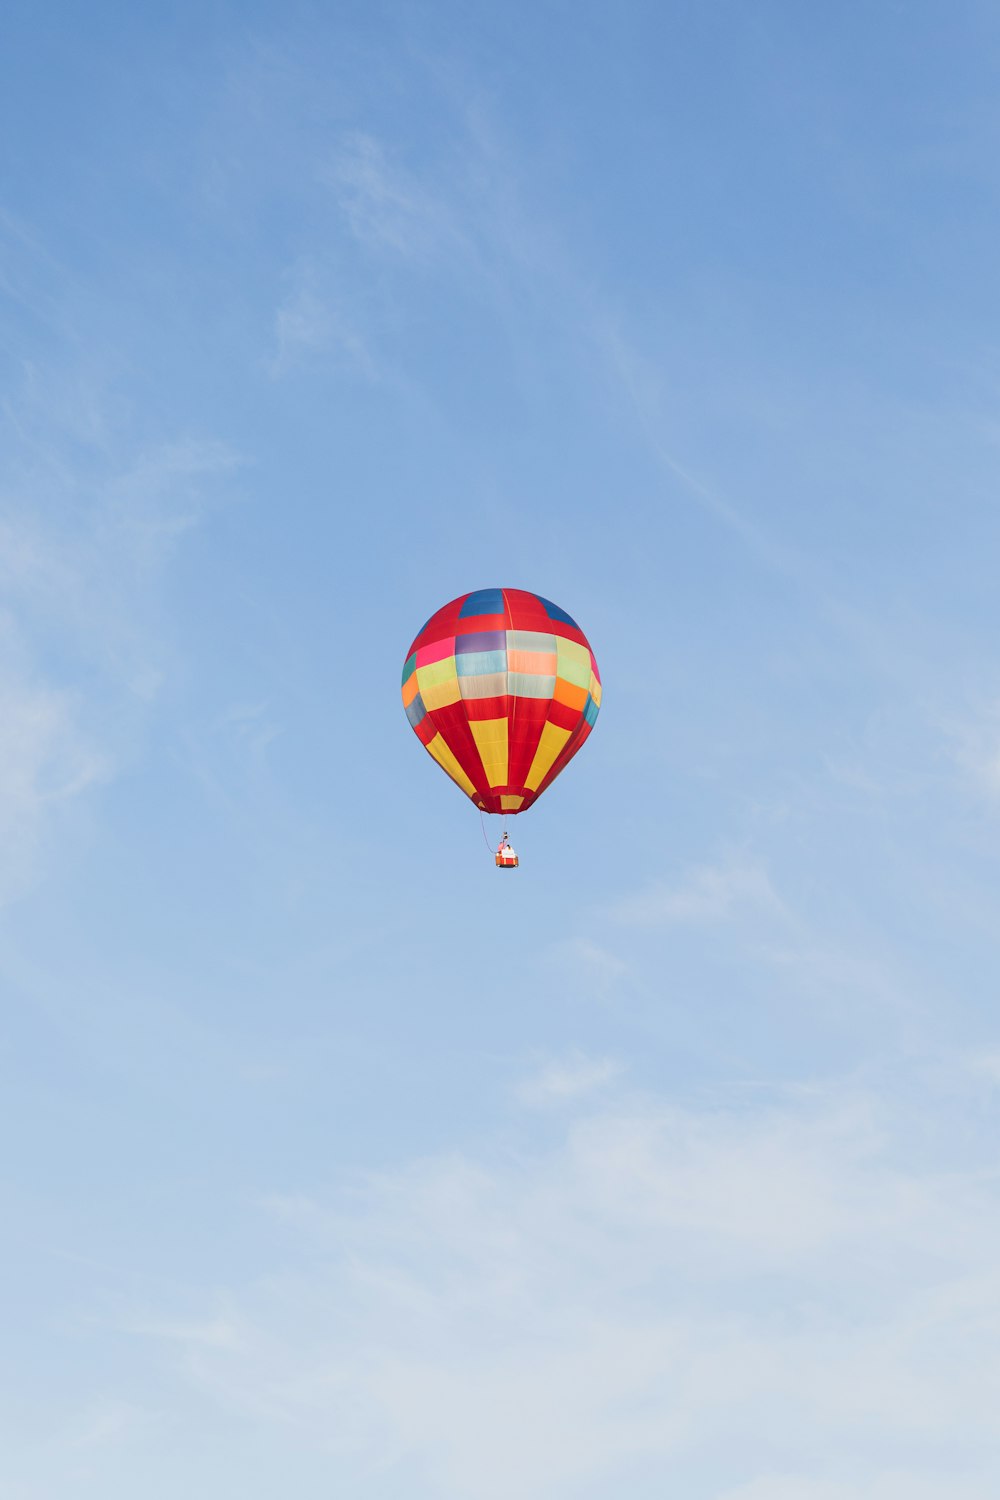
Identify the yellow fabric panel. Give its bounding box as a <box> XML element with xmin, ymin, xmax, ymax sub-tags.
<box><xmin>501</xmin><ymin>794</ymin><xmax>523</xmax><ymax>811</ymax></box>
<box><xmin>557</xmin><ymin>639</ymin><xmax>591</xmax><ymax>669</ymax></box>
<box><xmin>426</xmin><ymin>733</ymin><xmax>477</xmax><ymax>799</ymax></box>
<box><xmin>470</xmin><ymin>717</ymin><xmax>509</xmax><ymax>788</ymax></box>
<box><xmin>421</xmin><ymin>678</ymin><xmax>462</xmax><ymax>711</ymax></box>
<box><xmin>554</xmin><ymin>677</ymin><xmax>588</xmax><ymax>712</ymax></box>
<box><xmin>417</xmin><ymin>656</ymin><xmax>461</xmax><ymax>710</ymax></box>
<box><xmin>590</xmin><ymin>673</ymin><xmax>602</xmax><ymax>707</ymax></box>
<box><xmin>401</xmin><ymin>673</ymin><xmax>420</xmax><ymax>708</ymax></box>
<box><xmin>417</xmin><ymin>656</ymin><xmax>458</xmax><ymax>690</ymax></box>
<box><xmin>525</xmin><ymin>721</ymin><xmax>572</xmax><ymax>791</ymax></box>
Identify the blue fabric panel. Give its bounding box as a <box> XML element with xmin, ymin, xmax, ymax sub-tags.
<box><xmin>457</xmin><ymin>650</ymin><xmax>508</xmax><ymax>677</ymax></box>
<box><xmin>584</xmin><ymin>694</ymin><xmax>600</xmax><ymax>726</ymax></box>
<box><xmin>401</xmin><ymin>652</ymin><xmax>417</xmax><ymax>686</ymax></box>
<box><xmin>406</xmin><ymin>693</ymin><xmax>427</xmax><ymax>728</ymax></box>
<box><xmin>455</xmin><ymin>629</ymin><xmax>506</xmax><ymax>654</ymax></box>
<box><xmin>538</xmin><ymin>595</ymin><xmax>579</xmax><ymax>628</ymax></box>
<box><xmin>460</xmin><ymin>588</ymin><xmax>505</xmax><ymax>618</ymax></box>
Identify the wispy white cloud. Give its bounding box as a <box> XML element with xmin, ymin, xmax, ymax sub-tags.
<box><xmin>0</xmin><ymin>340</ymin><xmax>242</xmax><ymax>898</ymax></box>
<box><xmin>0</xmin><ymin>657</ymin><xmax>107</xmax><ymax>900</ymax></box>
<box><xmin>316</xmin><ymin>114</ymin><xmax>789</xmax><ymax>586</ymax></box>
<box><xmin>609</xmin><ymin>854</ymin><xmax>910</xmax><ymax>1022</ymax></box>
<box><xmin>0</xmin><ymin>432</ymin><xmax>240</xmax><ymax>688</ymax></box>
<box><xmin>546</xmin><ymin>935</ymin><xmax>629</xmax><ymax>993</ymax></box>
<box><xmin>124</xmin><ymin>1070</ymin><xmax>1000</xmax><ymax>1497</ymax></box>
<box><xmin>715</xmin><ymin>1475</ymin><xmax>998</xmax><ymax>1500</ymax></box>
<box><xmin>323</xmin><ymin>117</ymin><xmax>567</xmax><ymax>307</ymax></box>
<box><xmin>327</xmin><ymin>132</ymin><xmax>468</xmax><ymax>265</ymax></box>
<box><xmin>756</xmin><ymin>936</ymin><xmax>909</xmax><ymax>1017</ymax></box>
<box><xmin>517</xmin><ymin>1050</ymin><xmax>623</xmax><ymax>1108</ymax></box>
<box><xmin>126</xmin><ymin>1314</ymin><xmax>244</xmax><ymax>1352</ymax></box>
<box><xmin>66</xmin><ymin>1397</ymin><xmax>156</xmax><ymax>1451</ymax></box>
<box><xmin>946</xmin><ymin>698</ymin><xmax>1000</xmax><ymax>803</ymax></box>
<box><xmin>596</xmin><ymin>319</ymin><xmax>786</xmax><ymax>554</ymax></box>
<box><xmin>965</xmin><ymin>1049</ymin><xmax>1000</xmax><ymax>1084</ymax></box>
<box><xmin>613</xmin><ymin>858</ymin><xmax>786</xmax><ymax>927</ymax></box>
<box><xmin>268</xmin><ymin>260</ymin><xmax>377</xmax><ymax>379</ymax></box>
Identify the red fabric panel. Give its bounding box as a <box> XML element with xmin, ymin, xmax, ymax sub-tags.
<box><xmin>462</xmin><ymin>693</ymin><xmax>511</xmax><ymax>723</ymax></box>
<box><xmin>426</xmin><ymin>700</ymin><xmax>490</xmax><ymax>795</ymax></box>
<box><xmin>507</xmin><ymin>697</ymin><xmax>550</xmax><ymax>788</ymax></box>
<box><xmin>546</xmin><ymin>699</ymin><xmax>582</xmax><ymax>734</ymax></box>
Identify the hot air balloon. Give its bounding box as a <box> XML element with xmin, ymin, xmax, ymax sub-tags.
<box><xmin>401</xmin><ymin>589</ymin><xmax>601</xmax><ymax>862</ymax></box>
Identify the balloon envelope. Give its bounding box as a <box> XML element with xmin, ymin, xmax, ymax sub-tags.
<box><xmin>402</xmin><ymin>588</ymin><xmax>601</xmax><ymax>815</ymax></box>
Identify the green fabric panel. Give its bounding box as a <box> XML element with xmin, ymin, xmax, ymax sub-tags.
<box><xmin>507</xmin><ymin>629</ymin><xmax>557</xmax><ymax>654</ymax></box>
<box><xmin>557</xmin><ymin>638</ymin><xmax>591</xmax><ymax>688</ymax></box>
<box><xmin>509</xmin><ymin>671</ymin><xmax>557</xmax><ymax>699</ymax></box>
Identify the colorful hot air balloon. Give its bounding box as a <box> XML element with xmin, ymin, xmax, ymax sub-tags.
<box><xmin>401</xmin><ymin>589</ymin><xmax>601</xmax><ymax>818</ymax></box>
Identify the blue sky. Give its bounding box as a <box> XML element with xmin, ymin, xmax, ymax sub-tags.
<box><xmin>3</xmin><ymin>3</ymin><xmax>1000</xmax><ymax>1495</ymax></box>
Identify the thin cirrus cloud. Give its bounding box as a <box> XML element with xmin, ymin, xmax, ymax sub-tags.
<box><xmin>516</xmin><ymin>1049</ymin><xmax>623</xmax><ymax>1107</ymax></box>
<box><xmin>0</xmin><ymin>665</ymin><xmax>107</xmax><ymax>902</ymax></box>
<box><xmin>944</xmin><ymin>699</ymin><xmax>1000</xmax><ymax>803</ymax></box>
<box><xmin>269</xmin><ymin>263</ymin><xmax>377</xmax><ymax>380</ymax></box>
<box><xmin>326</xmin><ymin>132</ymin><xmax>470</xmax><ymax>265</ymax></box>
<box><xmin>714</xmin><ymin>1476</ymin><xmax>999</xmax><ymax>1500</ymax></box>
<box><xmin>0</xmin><ymin>337</ymin><xmax>242</xmax><ymax>899</ymax></box>
<box><xmin>120</xmin><ymin>1063</ymin><xmax>1000</xmax><ymax>1499</ymax></box>
<box><xmin>546</xmin><ymin>935</ymin><xmax>630</xmax><ymax>993</ymax></box>
<box><xmin>4</xmin><ymin>12</ymin><xmax>1000</xmax><ymax>1499</ymax></box>
<box><xmin>612</xmin><ymin>858</ymin><xmax>787</xmax><ymax>928</ymax></box>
